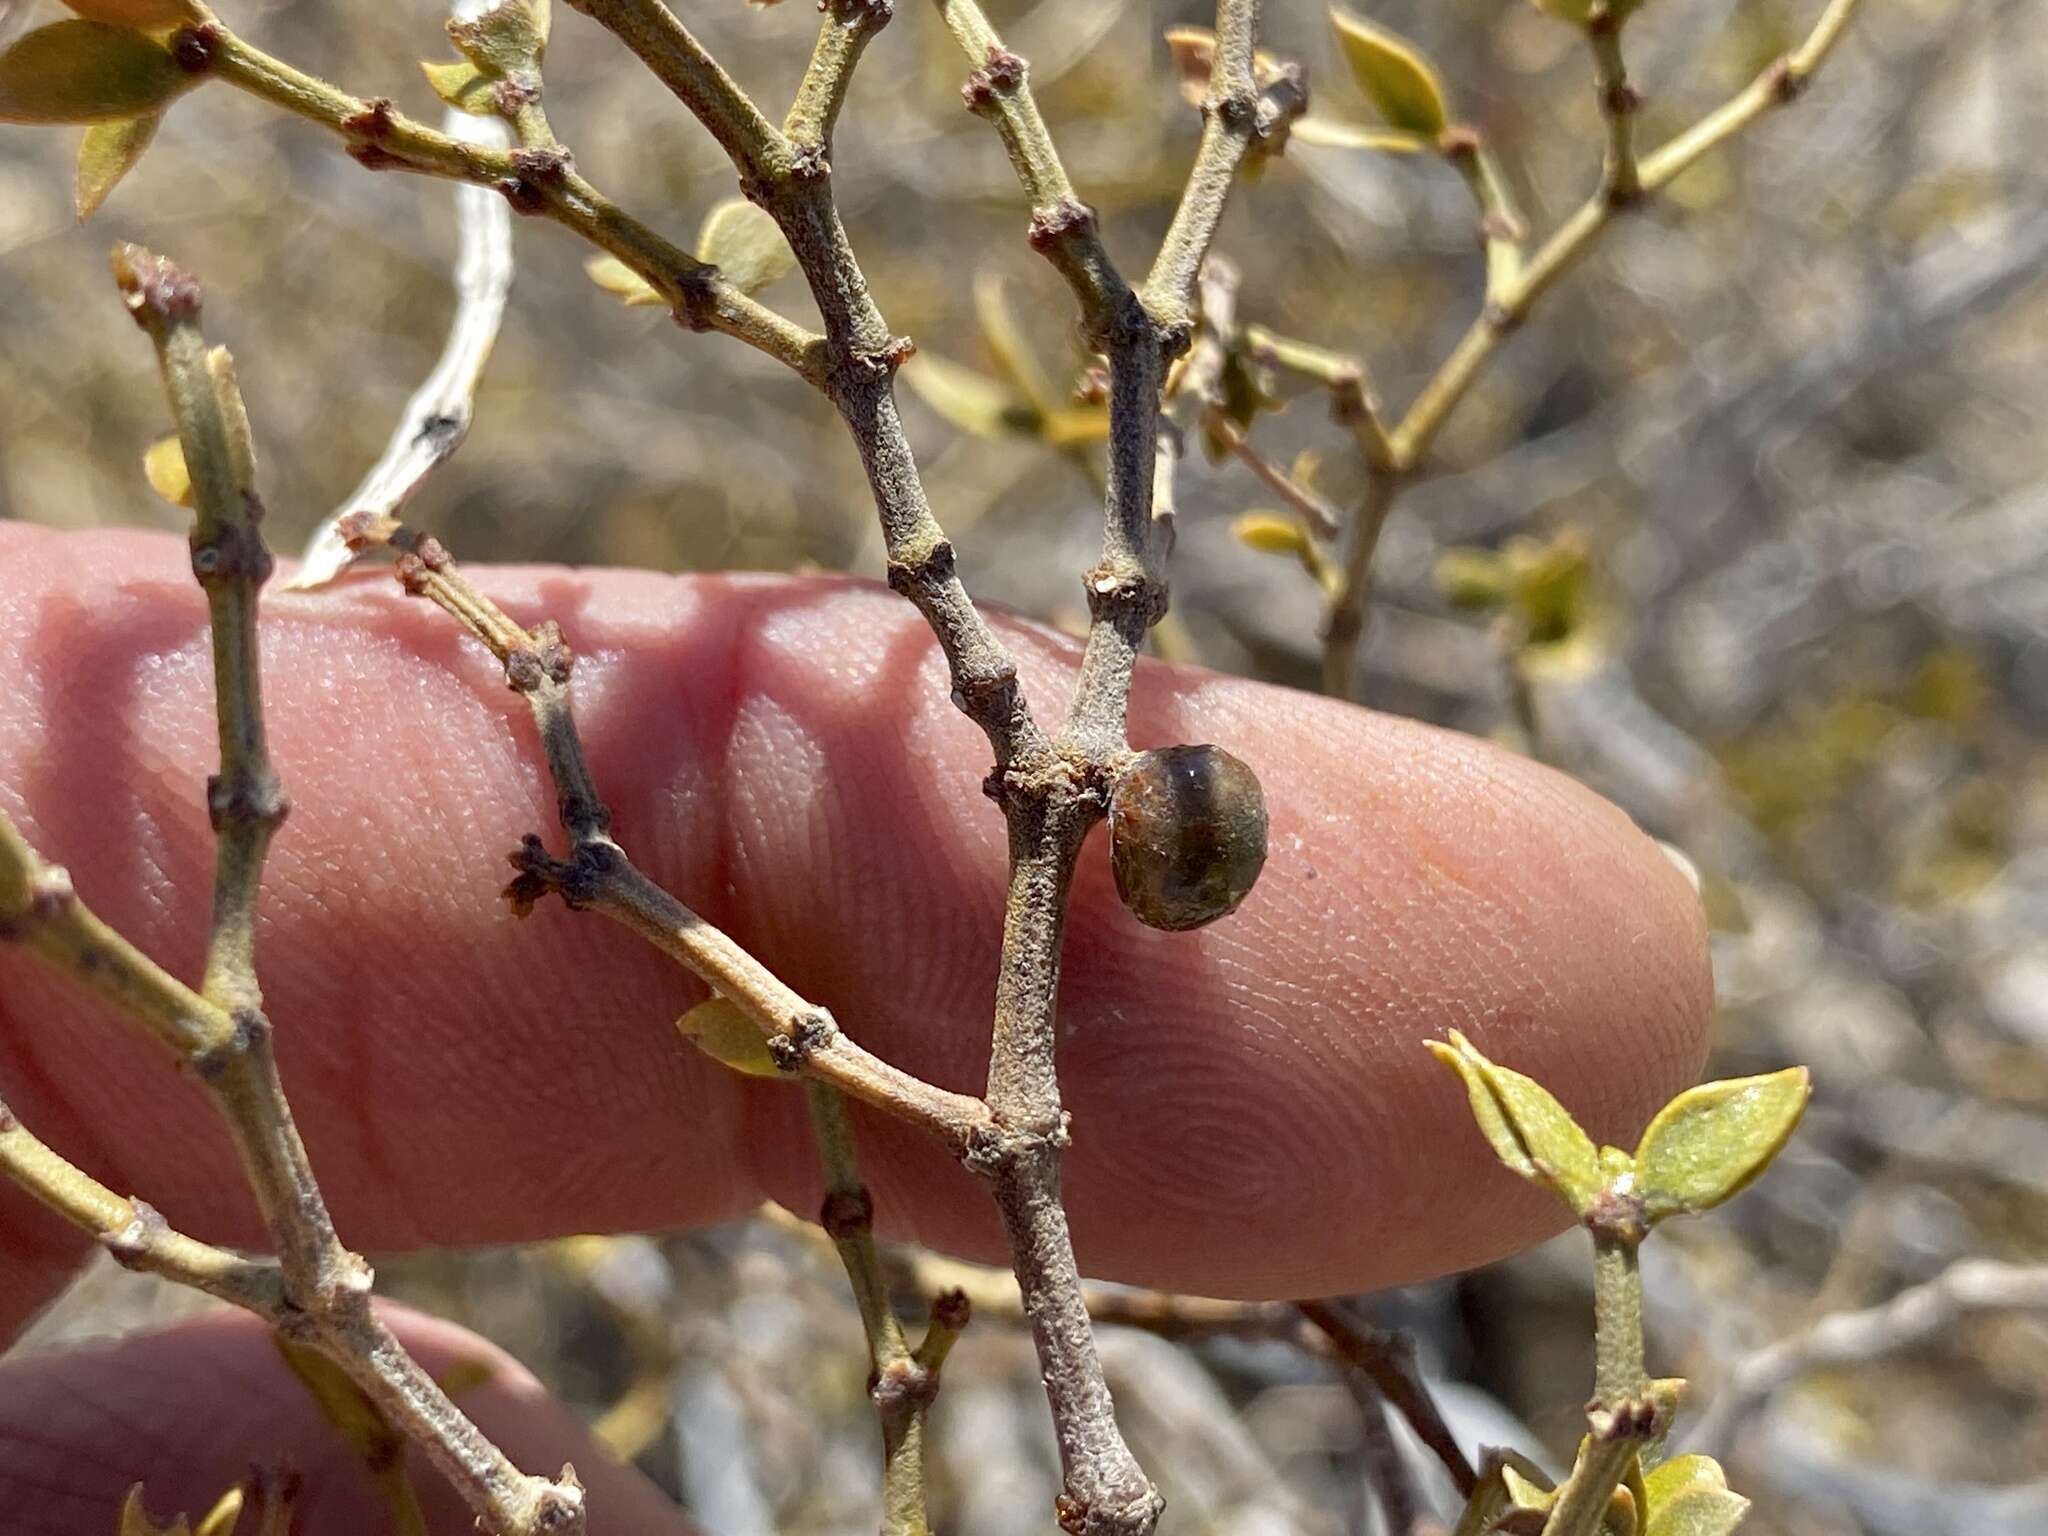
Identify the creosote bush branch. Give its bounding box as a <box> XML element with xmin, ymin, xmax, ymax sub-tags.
<box><xmin>0</xmin><ymin>0</ymin><xmax>1883</xmax><ymax>1532</ymax></box>
<box><xmin>1265</xmin><ymin>0</ymin><xmax>1871</xmax><ymax>697</ymax></box>
<box><xmin>0</xmin><ymin>248</ymin><xmax>584</xmax><ymax>1536</ymax></box>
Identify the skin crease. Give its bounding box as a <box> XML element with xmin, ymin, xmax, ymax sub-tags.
<box><xmin>0</xmin><ymin>524</ymin><xmax>1713</xmax><ymax>1530</ymax></box>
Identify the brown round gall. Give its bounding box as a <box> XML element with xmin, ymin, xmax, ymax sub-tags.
<box><xmin>1108</xmin><ymin>744</ymin><xmax>1268</xmax><ymax>932</ymax></box>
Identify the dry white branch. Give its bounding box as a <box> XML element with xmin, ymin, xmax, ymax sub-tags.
<box><xmin>1685</xmin><ymin>1258</ymin><xmax>2048</xmax><ymax>1455</ymax></box>
<box><xmin>289</xmin><ymin>84</ymin><xmax>512</xmax><ymax>590</ymax></box>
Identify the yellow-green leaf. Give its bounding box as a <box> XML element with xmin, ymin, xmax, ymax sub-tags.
<box><xmin>1644</xmin><ymin>1456</ymin><xmax>1730</xmax><ymax>1505</ymax></box>
<box><xmin>0</xmin><ymin>21</ymin><xmax>191</xmax><ymax>125</ymax></box>
<box><xmin>1435</xmin><ymin>547</ymin><xmax>1512</xmax><ymax>611</ymax></box>
<box><xmin>1644</xmin><ymin>1482</ymin><xmax>1749</xmax><ymax>1536</ymax></box>
<box><xmin>61</xmin><ymin>0</ymin><xmax>199</xmax><ymax>25</ymax></box>
<box><xmin>420</xmin><ymin>58</ymin><xmax>497</xmax><ymax>115</ymax></box>
<box><xmin>192</xmin><ymin>1488</ymin><xmax>243</xmax><ymax>1536</ymax></box>
<box><xmin>974</xmin><ymin>271</ymin><xmax>1057</xmax><ymax>414</ymax></box>
<box><xmin>1426</xmin><ymin>1029</ymin><xmax>1604</xmax><ymax>1216</ymax></box>
<box><xmin>1039</xmin><ymin>406</ymin><xmax>1109</xmax><ymax>447</ymax></box>
<box><xmin>119</xmin><ymin>1485</ymin><xmax>192</xmax><ymax>1536</ymax></box>
<box><xmin>1164</xmin><ymin>25</ymin><xmax>1219</xmax><ymax>109</ymax></box>
<box><xmin>696</xmin><ymin>197</ymin><xmax>794</xmax><ymax>296</ymax></box>
<box><xmin>677</xmin><ymin>997</ymin><xmax>780</xmax><ymax>1078</ymax></box>
<box><xmin>901</xmin><ymin>352</ymin><xmax>1037</xmax><ymax>439</ymax></box>
<box><xmin>1233</xmin><ymin>511</ymin><xmax>1312</xmax><ymax>558</ymax></box>
<box><xmin>1328</xmin><ymin>8</ymin><xmax>1448</xmax><ymax>138</ymax></box>
<box><xmin>584</xmin><ymin>253</ymin><xmax>663</xmax><ymax>306</ymax></box>
<box><xmin>75</xmin><ymin>110</ymin><xmax>159</xmax><ymax>221</ymax></box>
<box><xmin>1289</xmin><ymin>116</ymin><xmax>1431</xmax><ymax>153</ymax></box>
<box><xmin>1162</xmin><ymin>24</ymin><xmax>1295</xmax><ymax>107</ymax></box>
<box><xmin>446</xmin><ymin>0</ymin><xmax>548</xmax><ymax>77</ymax></box>
<box><xmin>1634</xmin><ymin>1067</ymin><xmax>1810</xmax><ymax>1224</ymax></box>
<box><xmin>143</xmin><ymin>434</ymin><xmax>192</xmax><ymax>507</ymax></box>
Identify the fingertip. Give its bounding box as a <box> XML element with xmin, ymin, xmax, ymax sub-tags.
<box><xmin>0</xmin><ymin>1301</ymin><xmax>698</xmax><ymax>1536</ymax></box>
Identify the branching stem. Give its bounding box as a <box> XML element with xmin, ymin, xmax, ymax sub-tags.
<box><xmin>1318</xmin><ymin>0</ymin><xmax>1867</xmax><ymax>697</ymax></box>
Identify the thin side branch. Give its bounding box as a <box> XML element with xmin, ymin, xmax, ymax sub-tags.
<box><xmin>807</xmin><ymin>1082</ymin><xmax>966</xmax><ymax>1536</ymax></box>
<box><xmin>96</xmin><ymin>252</ymin><xmax>584</xmax><ymax>1536</ymax></box>
<box><xmin>1686</xmin><ymin>1259</ymin><xmax>2048</xmax><ymax>1454</ymax></box>
<box><xmin>0</xmin><ymin>1092</ymin><xmax>285</xmax><ymax>1315</ymax></box>
<box><xmin>344</xmin><ymin>518</ymin><xmax>994</xmax><ymax>1152</ymax></box>
<box><xmin>183</xmin><ymin>13</ymin><xmax>825</xmax><ymax>379</ymax></box>
<box><xmin>1297</xmin><ymin>1299</ymin><xmax>1478</xmax><ymax>1500</ymax></box>
<box><xmin>1319</xmin><ymin>0</ymin><xmax>1867</xmax><ymax>698</ymax></box>
<box><xmin>786</xmin><ymin>0</ymin><xmax>892</xmax><ymax>157</ymax></box>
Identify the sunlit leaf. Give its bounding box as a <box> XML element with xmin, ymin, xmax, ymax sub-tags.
<box><xmin>901</xmin><ymin>352</ymin><xmax>1037</xmax><ymax>439</ymax></box>
<box><xmin>1644</xmin><ymin>1456</ymin><xmax>1730</xmax><ymax>1504</ymax></box>
<box><xmin>1329</xmin><ymin>8</ymin><xmax>1449</xmax><ymax>138</ymax></box>
<box><xmin>696</xmin><ymin>197</ymin><xmax>794</xmax><ymax>296</ymax></box>
<box><xmin>1426</xmin><ymin>1029</ymin><xmax>1604</xmax><ymax>1216</ymax></box>
<box><xmin>192</xmin><ymin>1487</ymin><xmax>243</xmax><ymax>1536</ymax></box>
<box><xmin>1644</xmin><ymin>1483</ymin><xmax>1749</xmax><ymax>1536</ymax></box>
<box><xmin>0</xmin><ymin>20</ymin><xmax>190</xmax><ymax>124</ymax></box>
<box><xmin>435</xmin><ymin>1355</ymin><xmax>498</xmax><ymax>1398</ymax></box>
<box><xmin>446</xmin><ymin>0</ymin><xmax>548</xmax><ymax>76</ymax></box>
<box><xmin>1162</xmin><ymin>24</ymin><xmax>1297</xmax><ymax>107</ymax></box>
<box><xmin>119</xmin><ymin>1486</ymin><xmax>193</xmax><ymax>1536</ymax></box>
<box><xmin>584</xmin><ymin>253</ymin><xmax>663</xmax><ymax>306</ymax></box>
<box><xmin>1290</xmin><ymin>116</ymin><xmax>1431</xmax><ymax>153</ymax></box>
<box><xmin>1435</xmin><ymin>547</ymin><xmax>1512</xmax><ymax>611</ymax></box>
<box><xmin>974</xmin><ymin>271</ymin><xmax>1056</xmax><ymax>413</ymax></box>
<box><xmin>677</xmin><ymin>997</ymin><xmax>781</xmax><ymax>1078</ymax></box>
<box><xmin>1164</xmin><ymin>24</ymin><xmax>1218</xmax><ymax>108</ymax></box>
<box><xmin>143</xmin><ymin>434</ymin><xmax>192</xmax><ymax>507</ymax></box>
<box><xmin>1232</xmin><ymin>511</ymin><xmax>1312</xmax><ymax>558</ymax></box>
<box><xmin>419</xmin><ymin>58</ymin><xmax>496</xmax><ymax>115</ymax></box>
<box><xmin>75</xmin><ymin>109</ymin><xmax>157</xmax><ymax>220</ymax></box>
<box><xmin>1635</xmin><ymin>1068</ymin><xmax>1810</xmax><ymax>1224</ymax></box>
<box><xmin>60</xmin><ymin>0</ymin><xmax>198</xmax><ymax>25</ymax></box>
<box><xmin>1039</xmin><ymin>406</ymin><xmax>1109</xmax><ymax>447</ymax></box>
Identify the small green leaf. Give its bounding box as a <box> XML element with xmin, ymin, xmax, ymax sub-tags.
<box><xmin>1039</xmin><ymin>406</ymin><xmax>1110</xmax><ymax>447</ymax></box>
<box><xmin>974</xmin><ymin>271</ymin><xmax>1057</xmax><ymax>414</ymax></box>
<box><xmin>1289</xmin><ymin>116</ymin><xmax>1432</xmax><ymax>153</ymax></box>
<box><xmin>695</xmin><ymin>198</ymin><xmax>794</xmax><ymax>296</ymax></box>
<box><xmin>446</xmin><ymin>0</ymin><xmax>548</xmax><ymax>77</ymax></box>
<box><xmin>1634</xmin><ymin>1067</ymin><xmax>1810</xmax><ymax>1224</ymax></box>
<box><xmin>142</xmin><ymin>434</ymin><xmax>192</xmax><ymax>507</ymax></box>
<box><xmin>1162</xmin><ymin>24</ymin><xmax>1296</xmax><ymax>109</ymax></box>
<box><xmin>1163</xmin><ymin>25</ymin><xmax>1220</xmax><ymax>109</ymax></box>
<box><xmin>1328</xmin><ymin>8</ymin><xmax>1449</xmax><ymax>138</ymax></box>
<box><xmin>191</xmin><ymin>1487</ymin><xmax>243</xmax><ymax>1536</ymax></box>
<box><xmin>677</xmin><ymin>997</ymin><xmax>781</xmax><ymax>1079</ymax></box>
<box><xmin>1644</xmin><ymin>1485</ymin><xmax>1750</xmax><ymax>1536</ymax></box>
<box><xmin>1644</xmin><ymin>1456</ymin><xmax>1730</xmax><ymax>1505</ymax></box>
<box><xmin>0</xmin><ymin>21</ymin><xmax>191</xmax><ymax>125</ymax></box>
<box><xmin>901</xmin><ymin>352</ymin><xmax>1038</xmax><ymax>439</ymax></box>
<box><xmin>584</xmin><ymin>253</ymin><xmax>664</xmax><ymax>307</ymax></box>
<box><xmin>118</xmin><ymin>1485</ymin><xmax>192</xmax><ymax>1536</ymax></box>
<box><xmin>1426</xmin><ymin>1030</ymin><xmax>1604</xmax><ymax>1216</ymax></box>
<box><xmin>61</xmin><ymin>0</ymin><xmax>200</xmax><ymax>25</ymax></box>
<box><xmin>1501</xmin><ymin>1462</ymin><xmax>1557</xmax><ymax>1514</ymax></box>
<box><xmin>1233</xmin><ymin>512</ymin><xmax>1313</xmax><ymax>558</ymax></box>
<box><xmin>75</xmin><ymin>110</ymin><xmax>159</xmax><ymax>221</ymax></box>
<box><xmin>420</xmin><ymin>58</ymin><xmax>497</xmax><ymax>115</ymax></box>
<box><xmin>1435</xmin><ymin>547</ymin><xmax>1512</xmax><ymax>611</ymax></box>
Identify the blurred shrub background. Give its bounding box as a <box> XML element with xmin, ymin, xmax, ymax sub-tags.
<box><xmin>4</xmin><ymin>0</ymin><xmax>2046</xmax><ymax>1531</ymax></box>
